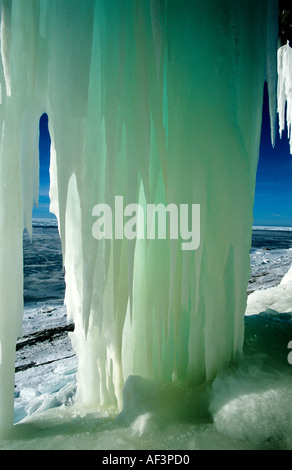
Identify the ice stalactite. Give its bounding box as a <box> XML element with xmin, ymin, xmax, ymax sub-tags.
<box><xmin>277</xmin><ymin>41</ymin><xmax>292</xmax><ymax>153</ymax></box>
<box><xmin>0</xmin><ymin>0</ymin><xmax>280</xmax><ymax>434</ymax></box>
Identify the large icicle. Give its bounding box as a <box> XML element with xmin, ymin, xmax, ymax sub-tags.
<box><xmin>0</xmin><ymin>0</ymin><xmax>45</xmax><ymax>435</ymax></box>
<box><xmin>277</xmin><ymin>41</ymin><xmax>292</xmax><ymax>153</ymax></box>
<box><xmin>0</xmin><ymin>0</ymin><xmax>279</xmax><ymax>434</ymax></box>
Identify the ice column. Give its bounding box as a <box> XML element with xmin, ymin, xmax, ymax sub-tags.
<box><xmin>0</xmin><ymin>0</ymin><xmax>44</xmax><ymax>435</ymax></box>
<box><xmin>0</xmin><ymin>0</ymin><xmax>279</xmax><ymax>432</ymax></box>
<box><xmin>59</xmin><ymin>0</ymin><xmax>276</xmax><ymax>408</ymax></box>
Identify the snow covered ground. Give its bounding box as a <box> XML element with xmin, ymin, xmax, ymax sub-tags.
<box><xmin>248</xmin><ymin>227</ymin><xmax>292</xmax><ymax>293</ymax></box>
<box><xmin>14</xmin><ymin>301</ymin><xmax>77</xmax><ymax>424</ymax></box>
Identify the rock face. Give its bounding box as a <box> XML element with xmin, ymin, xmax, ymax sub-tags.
<box><xmin>279</xmin><ymin>1</ymin><xmax>292</xmax><ymax>45</ymax></box>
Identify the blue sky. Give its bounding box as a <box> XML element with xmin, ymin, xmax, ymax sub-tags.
<box><xmin>32</xmin><ymin>113</ymin><xmax>53</xmax><ymax>219</ymax></box>
<box><xmin>33</xmin><ymin>87</ymin><xmax>292</xmax><ymax>226</ymax></box>
<box><xmin>253</xmin><ymin>84</ymin><xmax>292</xmax><ymax>227</ymax></box>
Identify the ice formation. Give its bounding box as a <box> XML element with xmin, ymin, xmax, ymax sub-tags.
<box><xmin>277</xmin><ymin>41</ymin><xmax>292</xmax><ymax>153</ymax></box>
<box><xmin>0</xmin><ymin>0</ymin><xmax>287</xmax><ymax>438</ymax></box>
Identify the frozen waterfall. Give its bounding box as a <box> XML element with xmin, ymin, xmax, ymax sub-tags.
<box><xmin>0</xmin><ymin>0</ymin><xmax>287</xmax><ymax>438</ymax></box>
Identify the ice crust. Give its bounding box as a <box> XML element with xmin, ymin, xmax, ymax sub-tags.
<box><xmin>0</xmin><ymin>0</ymin><xmax>290</xmax><ymax>444</ymax></box>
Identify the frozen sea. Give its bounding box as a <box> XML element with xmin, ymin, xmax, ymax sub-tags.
<box><xmin>8</xmin><ymin>221</ymin><xmax>292</xmax><ymax>449</ymax></box>
<box><xmin>248</xmin><ymin>226</ymin><xmax>292</xmax><ymax>293</ymax></box>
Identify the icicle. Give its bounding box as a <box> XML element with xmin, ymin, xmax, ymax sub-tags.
<box><xmin>0</xmin><ymin>0</ymin><xmax>11</xmax><ymax>97</ymax></box>
<box><xmin>277</xmin><ymin>41</ymin><xmax>292</xmax><ymax>153</ymax></box>
<box><xmin>266</xmin><ymin>0</ymin><xmax>279</xmax><ymax>148</ymax></box>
